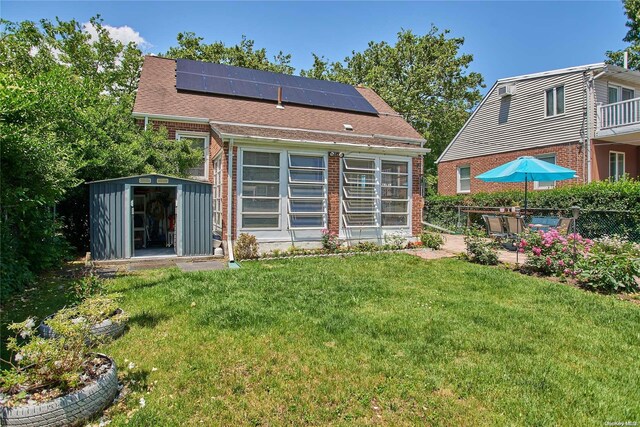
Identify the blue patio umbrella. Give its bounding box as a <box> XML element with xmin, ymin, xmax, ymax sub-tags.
<box><xmin>475</xmin><ymin>156</ymin><xmax>577</xmax><ymax>216</ymax></box>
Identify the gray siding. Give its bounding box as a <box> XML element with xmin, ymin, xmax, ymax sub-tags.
<box><xmin>90</xmin><ymin>182</ymin><xmax>126</xmax><ymax>260</ymax></box>
<box><xmin>181</xmin><ymin>182</ymin><xmax>213</xmax><ymax>256</ymax></box>
<box><xmin>440</xmin><ymin>72</ymin><xmax>586</xmax><ymax>162</ymax></box>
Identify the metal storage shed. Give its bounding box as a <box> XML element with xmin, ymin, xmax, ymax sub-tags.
<box><xmin>88</xmin><ymin>174</ymin><xmax>213</xmax><ymax>260</ymax></box>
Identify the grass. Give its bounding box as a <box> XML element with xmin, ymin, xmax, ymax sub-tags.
<box><xmin>2</xmin><ymin>254</ymin><xmax>640</xmax><ymax>425</ymax></box>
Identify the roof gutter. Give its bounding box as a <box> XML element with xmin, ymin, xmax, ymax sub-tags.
<box><xmin>214</xmin><ymin>130</ymin><xmax>429</xmax><ymax>156</ymax></box>
<box><xmin>132</xmin><ymin>112</ymin><xmax>210</xmax><ymax>124</ymax></box>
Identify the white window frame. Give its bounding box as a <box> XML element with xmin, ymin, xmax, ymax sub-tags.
<box><xmin>176</xmin><ymin>131</ymin><xmax>209</xmax><ymax>180</ymax></box>
<box><xmin>212</xmin><ymin>154</ymin><xmax>223</xmax><ymax>233</ymax></box>
<box><xmin>238</xmin><ymin>148</ymin><xmax>282</xmax><ymax>231</ymax></box>
<box><xmin>287</xmin><ymin>152</ymin><xmax>328</xmax><ymax>230</ymax></box>
<box><xmin>544</xmin><ymin>85</ymin><xmax>565</xmax><ymax>117</ymax></box>
<box><xmin>339</xmin><ymin>155</ymin><xmax>412</xmax><ymax>230</ymax></box>
<box><xmin>534</xmin><ymin>153</ymin><xmax>557</xmax><ymax>190</ymax></box>
<box><xmin>609</xmin><ymin>151</ymin><xmax>625</xmax><ymax>181</ymax></box>
<box><xmin>457</xmin><ymin>165</ymin><xmax>471</xmax><ymax>194</ymax></box>
<box><xmin>380</xmin><ymin>159</ymin><xmax>410</xmax><ymax>227</ymax></box>
<box><xmin>607</xmin><ymin>84</ymin><xmax>635</xmax><ymax>103</ymax></box>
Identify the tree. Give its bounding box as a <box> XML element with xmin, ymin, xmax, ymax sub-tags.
<box><xmin>606</xmin><ymin>0</ymin><xmax>640</xmax><ymax>70</ymax></box>
<box><xmin>301</xmin><ymin>27</ymin><xmax>484</xmax><ymax>177</ymax></box>
<box><xmin>0</xmin><ymin>17</ymin><xmax>200</xmax><ymax>293</ymax></box>
<box><xmin>165</xmin><ymin>33</ymin><xmax>295</xmax><ymax>74</ymax></box>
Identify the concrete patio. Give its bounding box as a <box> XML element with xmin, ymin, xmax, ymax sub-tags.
<box><xmin>413</xmin><ymin>234</ymin><xmax>527</xmax><ymax>264</ymax></box>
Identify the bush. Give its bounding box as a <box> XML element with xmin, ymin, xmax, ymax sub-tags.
<box><xmin>235</xmin><ymin>233</ymin><xmax>259</xmax><ymax>260</ymax></box>
<box><xmin>354</xmin><ymin>241</ymin><xmax>380</xmax><ymax>252</ymax></box>
<box><xmin>576</xmin><ymin>236</ymin><xmax>640</xmax><ymax>293</ymax></box>
<box><xmin>519</xmin><ymin>229</ymin><xmax>593</xmax><ymax>277</ymax></box>
<box><xmin>321</xmin><ymin>228</ymin><xmax>341</xmax><ymax>252</ymax></box>
<box><xmin>464</xmin><ymin>229</ymin><xmax>499</xmax><ymax>265</ymax></box>
<box><xmin>383</xmin><ymin>232</ymin><xmax>406</xmax><ymax>249</ymax></box>
<box><xmin>420</xmin><ymin>231</ymin><xmax>444</xmax><ymax>250</ymax></box>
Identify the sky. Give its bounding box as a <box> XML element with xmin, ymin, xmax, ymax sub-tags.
<box><xmin>1</xmin><ymin>1</ymin><xmax>629</xmax><ymax>93</ymax></box>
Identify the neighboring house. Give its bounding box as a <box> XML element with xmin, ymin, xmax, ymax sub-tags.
<box><xmin>89</xmin><ymin>56</ymin><xmax>428</xmax><ymax>259</ymax></box>
<box><xmin>437</xmin><ymin>63</ymin><xmax>640</xmax><ymax>195</ymax></box>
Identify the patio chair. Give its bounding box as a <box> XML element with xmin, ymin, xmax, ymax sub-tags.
<box><xmin>556</xmin><ymin>217</ymin><xmax>574</xmax><ymax>235</ymax></box>
<box><xmin>482</xmin><ymin>215</ymin><xmax>507</xmax><ymax>239</ymax></box>
<box><xmin>504</xmin><ymin>216</ymin><xmax>526</xmax><ymax>237</ymax></box>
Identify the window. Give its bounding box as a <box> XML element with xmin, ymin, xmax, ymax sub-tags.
<box><xmin>287</xmin><ymin>154</ymin><xmax>326</xmax><ymax>229</ymax></box>
<box><xmin>341</xmin><ymin>157</ymin><xmax>411</xmax><ymax>228</ymax></box>
<box><xmin>608</xmin><ymin>84</ymin><xmax>635</xmax><ymax>103</ymax></box>
<box><xmin>381</xmin><ymin>160</ymin><xmax>409</xmax><ymax>226</ymax></box>
<box><xmin>457</xmin><ymin>166</ymin><xmax>470</xmax><ymax>193</ymax></box>
<box><xmin>240</xmin><ymin>151</ymin><xmax>281</xmax><ymax>229</ymax></box>
<box><xmin>545</xmin><ymin>85</ymin><xmax>565</xmax><ymax>117</ymax></box>
<box><xmin>342</xmin><ymin>158</ymin><xmax>377</xmax><ymax>227</ymax></box>
<box><xmin>534</xmin><ymin>154</ymin><xmax>556</xmax><ymax>190</ymax></box>
<box><xmin>177</xmin><ymin>133</ymin><xmax>209</xmax><ymax>178</ymax></box>
<box><xmin>609</xmin><ymin>151</ymin><xmax>625</xmax><ymax>181</ymax></box>
<box><xmin>212</xmin><ymin>156</ymin><xmax>223</xmax><ymax>233</ymax></box>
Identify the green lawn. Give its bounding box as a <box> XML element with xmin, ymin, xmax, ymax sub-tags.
<box><xmin>3</xmin><ymin>255</ymin><xmax>640</xmax><ymax>425</ymax></box>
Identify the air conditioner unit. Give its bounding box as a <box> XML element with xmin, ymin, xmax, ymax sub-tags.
<box><xmin>498</xmin><ymin>85</ymin><xmax>516</xmax><ymax>97</ymax></box>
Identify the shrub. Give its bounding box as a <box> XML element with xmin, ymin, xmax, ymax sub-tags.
<box><xmin>420</xmin><ymin>231</ymin><xmax>444</xmax><ymax>250</ymax></box>
<box><xmin>71</xmin><ymin>268</ymin><xmax>106</xmax><ymax>303</ymax></box>
<box><xmin>383</xmin><ymin>232</ymin><xmax>406</xmax><ymax>249</ymax></box>
<box><xmin>519</xmin><ymin>229</ymin><xmax>593</xmax><ymax>277</ymax></box>
<box><xmin>321</xmin><ymin>228</ymin><xmax>341</xmax><ymax>252</ymax></box>
<box><xmin>235</xmin><ymin>233</ymin><xmax>259</xmax><ymax>260</ymax></box>
<box><xmin>354</xmin><ymin>241</ymin><xmax>380</xmax><ymax>252</ymax></box>
<box><xmin>576</xmin><ymin>236</ymin><xmax>640</xmax><ymax>293</ymax></box>
<box><xmin>464</xmin><ymin>229</ymin><xmax>499</xmax><ymax>265</ymax></box>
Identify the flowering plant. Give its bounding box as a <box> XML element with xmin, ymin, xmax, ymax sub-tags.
<box><xmin>320</xmin><ymin>228</ymin><xmax>341</xmax><ymax>252</ymax></box>
<box><xmin>519</xmin><ymin>228</ymin><xmax>593</xmax><ymax>277</ymax></box>
<box><xmin>576</xmin><ymin>235</ymin><xmax>640</xmax><ymax>293</ymax></box>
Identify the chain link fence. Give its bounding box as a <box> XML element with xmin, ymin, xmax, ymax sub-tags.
<box><xmin>424</xmin><ymin>205</ymin><xmax>640</xmax><ymax>242</ymax></box>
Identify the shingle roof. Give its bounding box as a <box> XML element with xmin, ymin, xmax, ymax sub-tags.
<box><xmin>133</xmin><ymin>56</ymin><xmax>425</xmax><ymax>146</ymax></box>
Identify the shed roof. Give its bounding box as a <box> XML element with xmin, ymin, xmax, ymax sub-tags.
<box><xmin>87</xmin><ymin>173</ymin><xmax>211</xmax><ymax>185</ymax></box>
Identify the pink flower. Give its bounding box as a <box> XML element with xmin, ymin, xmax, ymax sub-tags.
<box><xmin>558</xmin><ymin>260</ymin><xmax>564</xmax><ymax>267</ymax></box>
<box><xmin>533</xmin><ymin>247</ymin><xmax>542</xmax><ymax>256</ymax></box>
<box><xmin>545</xmin><ymin>257</ymin><xmax>552</xmax><ymax>266</ymax></box>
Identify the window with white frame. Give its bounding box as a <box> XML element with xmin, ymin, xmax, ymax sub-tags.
<box><xmin>457</xmin><ymin>165</ymin><xmax>470</xmax><ymax>193</ymax></box>
<box><xmin>342</xmin><ymin>158</ymin><xmax>377</xmax><ymax>227</ymax></box>
<box><xmin>534</xmin><ymin>153</ymin><xmax>556</xmax><ymax>190</ymax></box>
<box><xmin>240</xmin><ymin>151</ymin><xmax>281</xmax><ymax>229</ymax></box>
<box><xmin>177</xmin><ymin>132</ymin><xmax>209</xmax><ymax>178</ymax></box>
<box><xmin>608</xmin><ymin>84</ymin><xmax>635</xmax><ymax>103</ymax></box>
<box><xmin>545</xmin><ymin>85</ymin><xmax>565</xmax><ymax>117</ymax></box>
<box><xmin>609</xmin><ymin>151</ymin><xmax>625</xmax><ymax>181</ymax></box>
<box><xmin>381</xmin><ymin>160</ymin><xmax>409</xmax><ymax>226</ymax></box>
<box><xmin>212</xmin><ymin>155</ymin><xmax>223</xmax><ymax>233</ymax></box>
<box><xmin>287</xmin><ymin>154</ymin><xmax>327</xmax><ymax>229</ymax></box>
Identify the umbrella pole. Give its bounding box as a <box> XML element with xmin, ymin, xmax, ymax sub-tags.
<box><xmin>524</xmin><ymin>175</ymin><xmax>528</xmax><ymax>219</ymax></box>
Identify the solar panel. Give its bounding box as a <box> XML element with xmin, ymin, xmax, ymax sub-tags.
<box><xmin>175</xmin><ymin>58</ymin><xmax>378</xmax><ymax>115</ymax></box>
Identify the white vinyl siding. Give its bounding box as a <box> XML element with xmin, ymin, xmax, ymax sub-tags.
<box><xmin>545</xmin><ymin>85</ymin><xmax>565</xmax><ymax>117</ymax></box>
<box><xmin>212</xmin><ymin>155</ymin><xmax>223</xmax><ymax>233</ymax></box>
<box><xmin>534</xmin><ymin>153</ymin><xmax>556</xmax><ymax>190</ymax></box>
<box><xmin>240</xmin><ymin>151</ymin><xmax>281</xmax><ymax>229</ymax></box>
<box><xmin>609</xmin><ymin>151</ymin><xmax>625</xmax><ymax>181</ymax></box>
<box><xmin>457</xmin><ymin>165</ymin><xmax>470</xmax><ymax>193</ymax></box>
<box><xmin>287</xmin><ymin>154</ymin><xmax>327</xmax><ymax>229</ymax></box>
<box><xmin>440</xmin><ymin>72</ymin><xmax>586</xmax><ymax>162</ymax></box>
<box><xmin>177</xmin><ymin>132</ymin><xmax>209</xmax><ymax>178</ymax></box>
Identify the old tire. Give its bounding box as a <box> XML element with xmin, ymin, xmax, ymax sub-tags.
<box><xmin>0</xmin><ymin>354</ymin><xmax>118</xmax><ymax>427</ymax></box>
<box><xmin>38</xmin><ymin>309</ymin><xmax>126</xmax><ymax>341</ymax></box>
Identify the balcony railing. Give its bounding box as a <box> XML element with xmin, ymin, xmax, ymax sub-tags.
<box><xmin>598</xmin><ymin>97</ymin><xmax>640</xmax><ymax>130</ymax></box>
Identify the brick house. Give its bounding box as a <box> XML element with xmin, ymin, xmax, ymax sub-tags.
<box><xmin>131</xmin><ymin>56</ymin><xmax>428</xmax><ymax>255</ymax></box>
<box><xmin>437</xmin><ymin>63</ymin><xmax>640</xmax><ymax>195</ymax></box>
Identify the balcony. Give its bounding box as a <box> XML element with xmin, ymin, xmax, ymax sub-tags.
<box><xmin>596</xmin><ymin>97</ymin><xmax>640</xmax><ymax>143</ymax></box>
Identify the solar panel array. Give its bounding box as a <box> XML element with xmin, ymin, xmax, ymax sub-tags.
<box><xmin>175</xmin><ymin>59</ymin><xmax>378</xmax><ymax>115</ymax></box>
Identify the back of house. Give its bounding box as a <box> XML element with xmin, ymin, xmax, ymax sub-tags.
<box><xmin>117</xmin><ymin>55</ymin><xmax>428</xmax><ymax>257</ymax></box>
<box><xmin>437</xmin><ymin>63</ymin><xmax>640</xmax><ymax>195</ymax></box>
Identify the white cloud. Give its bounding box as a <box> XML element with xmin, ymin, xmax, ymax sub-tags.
<box><xmin>82</xmin><ymin>22</ymin><xmax>151</xmax><ymax>49</ymax></box>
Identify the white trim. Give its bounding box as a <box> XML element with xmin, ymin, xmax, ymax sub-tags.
<box><xmin>176</xmin><ymin>131</ymin><xmax>210</xmax><ymax>180</ymax></box>
<box><xmin>497</xmin><ymin>63</ymin><xmax>606</xmax><ymax>84</ymax></box>
<box><xmin>456</xmin><ymin>165</ymin><xmax>471</xmax><ymax>194</ymax></box>
<box><xmin>132</xmin><ymin>112</ymin><xmax>210</xmax><ymax>124</ymax></box>
<box><xmin>436</xmin><ymin>81</ymin><xmax>498</xmax><ymax>164</ymax></box>
<box><xmin>544</xmin><ymin>85</ymin><xmax>565</xmax><ymax>117</ymax></box>
<box><xmin>609</xmin><ymin>150</ymin><xmax>626</xmax><ymax>181</ymax></box>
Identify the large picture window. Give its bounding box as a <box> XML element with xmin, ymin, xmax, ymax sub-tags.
<box><xmin>240</xmin><ymin>151</ymin><xmax>281</xmax><ymax>229</ymax></box>
<box><xmin>341</xmin><ymin>157</ymin><xmax>411</xmax><ymax>228</ymax></box>
<box><xmin>177</xmin><ymin>132</ymin><xmax>208</xmax><ymax>178</ymax></box>
<box><xmin>287</xmin><ymin>154</ymin><xmax>327</xmax><ymax>229</ymax></box>
<box><xmin>212</xmin><ymin>156</ymin><xmax>223</xmax><ymax>233</ymax></box>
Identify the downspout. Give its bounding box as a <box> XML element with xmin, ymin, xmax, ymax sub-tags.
<box><xmin>227</xmin><ymin>138</ymin><xmax>240</xmax><ymax>268</ymax></box>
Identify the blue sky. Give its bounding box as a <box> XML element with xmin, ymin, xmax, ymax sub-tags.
<box><xmin>1</xmin><ymin>1</ymin><xmax>628</xmax><ymax>93</ymax></box>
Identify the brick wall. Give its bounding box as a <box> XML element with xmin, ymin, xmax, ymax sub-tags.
<box><xmin>411</xmin><ymin>157</ymin><xmax>423</xmax><ymax>236</ymax></box>
<box><xmin>437</xmin><ymin>142</ymin><xmax>585</xmax><ymax>195</ymax></box>
<box><xmin>327</xmin><ymin>156</ymin><xmax>340</xmax><ymax>234</ymax></box>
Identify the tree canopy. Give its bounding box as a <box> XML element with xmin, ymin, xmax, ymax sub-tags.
<box><xmin>300</xmin><ymin>27</ymin><xmax>484</xmax><ymax>175</ymax></box>
<box><xmin>607</xmin><ymin>0</ymin><xmax>640</xmax><ymax>70</ymax></box>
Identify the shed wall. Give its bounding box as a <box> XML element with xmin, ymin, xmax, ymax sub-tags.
<box><xmin>90</xmin><ymin>182</ymin><xmax>126</xmax><ymax>260</ymax></box>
